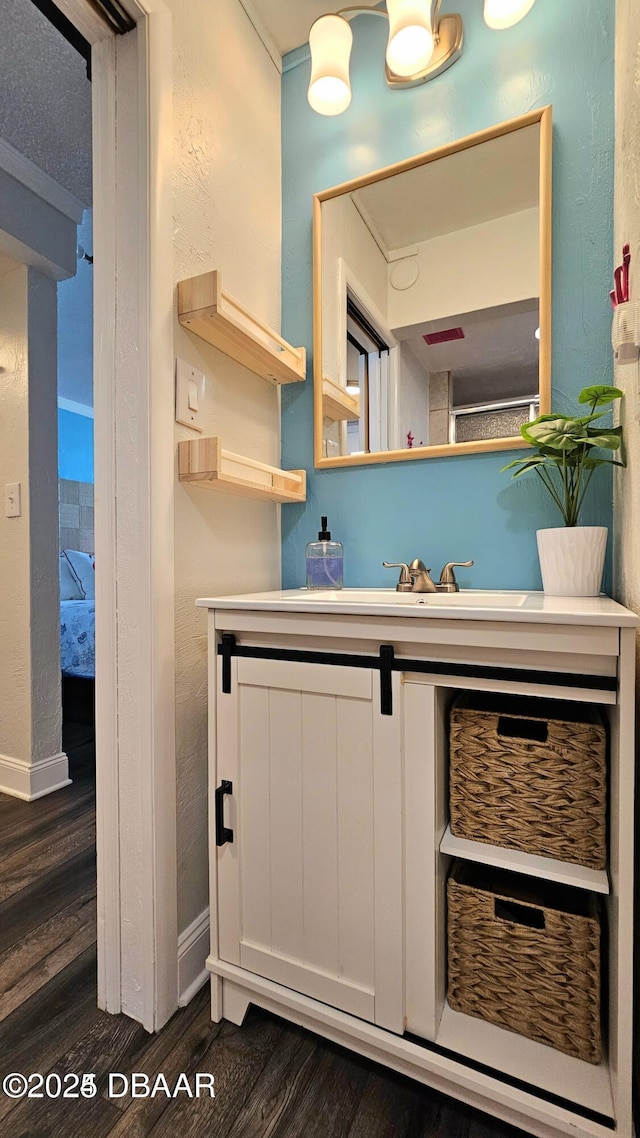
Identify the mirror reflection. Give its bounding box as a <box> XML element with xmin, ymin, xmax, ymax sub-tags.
<box><xmin>314</xmin><ymin>111</ymin><xmax>551</xmax><ymax>467</ymax></box>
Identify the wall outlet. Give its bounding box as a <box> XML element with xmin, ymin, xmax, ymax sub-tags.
<box><xmin>5</xmin><ymin>482</ymin><xmax>21</xmax><ymax>518</ymax></box>
<box><xmin>176</xmin><ymin>359</ymin><xmax>205</xmax><ymax>431</ymax></box>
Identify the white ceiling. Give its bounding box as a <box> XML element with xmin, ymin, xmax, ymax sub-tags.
<box><xmin>352</xmin><ymin>124</ymin><xmax>540</xmax><ymax>250</ymax></box>
<box><xmin>249</xmin><ymin>0</ymin><xmax>382</xmax><ymax>55</ymax></box>
<box><xmin>0</xmin><ymin>0</ymin><xmax>92</xmax><ymax>205</ymax></box>
<box><xmin>397</xmin><ymin>298</ymin><xmax>540</xmax><ymax>407</ymax></box>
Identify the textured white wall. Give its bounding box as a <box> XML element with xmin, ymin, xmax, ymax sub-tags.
<box><xmin>322</xmin><ymin>193</ymin><xmax>389</xmax><ymax>383</ymax></box>
<box><xmin>27</xmin><ymin>270</ymin><xmax>62</xmax><ymax>763</ymax></box>
<box><xmin>397</xmin><ymin>343</ymin><xmax>430</xmax><ymax>449</ymax></box>
<box><xmin>613</xmin><ymin>1</ymin><xmax>640</xmax><ymax>622</ymax></box>
<box><xmin>0</xmin><ymin>263</ymin><xmax>61</xmax><ymax>767</ymax></box>
<box><xmin>170</xmin><ymin>0</ymin><xmax>282</xmax><ymax>931</ymax></box>
<box><xmin>0</xmin><ymin>0</ymin><xmax>92</xmax><ymax>204</ymax></box>
<box><xmin>0</xmin><ymin>265</ymin><xmax>32</xmax><ymax>763</ymax></box>
<box><xmin>388</xmin><ymin>209</ymin><xmax>540</xmax><ymax>331</ymax></box>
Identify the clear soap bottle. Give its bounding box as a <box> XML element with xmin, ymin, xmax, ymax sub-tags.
<box><xmin>305</xmin><ymin>516</ymin><xmax>343</xmax><ymax>590</ymax></box>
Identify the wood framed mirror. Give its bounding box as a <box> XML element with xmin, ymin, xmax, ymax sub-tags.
<box><xmin>313</xmin><ymin>107</ymin><xmax>552</xmax><ymax>468</ymax></box>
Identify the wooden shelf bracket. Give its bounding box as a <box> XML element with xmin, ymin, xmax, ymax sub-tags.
<box><xmin>178</xmin><ymin>270</ymin><xmax>306</xmax><ymax>387</ymax></box>
<box><xmin>178</xmin><ymin>437</ymin><xmax>306</xmax><ymax>504</ymax></box>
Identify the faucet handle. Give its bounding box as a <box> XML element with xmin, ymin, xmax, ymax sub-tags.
<box><xmin>439</xmin><ymin>560</ymin><xmax>474</xmax><ymax>588</ymax></box>
<box><xmin>383</xmin><ymin>562</ymin><xmax>412</xmax><ymax>592</ymax></box>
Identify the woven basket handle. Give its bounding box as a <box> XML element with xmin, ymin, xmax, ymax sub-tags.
<box><xmin>497</xmin><ymin>715</ymin><xmax>548</xmax><ymax>744</ymax></box>
<box><xmin>494</xmin><ymin>898</ymin><xmax>546</xmax><ymax>929</ymax></box>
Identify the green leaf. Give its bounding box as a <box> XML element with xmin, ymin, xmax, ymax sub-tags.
<box><xmin>586</xmin><ymin>424</ymin><xmax>622</xmax><ymax>438</ymax></box>
<box><xmin>524</xmin><ymin>416</ymin><xmax>589</xmax><ymax>451</ymax></box>
<box><xmin>578</xmin><ymin>385</ymin><xmax>623</xmax><ymax>406</ymax></box>
<box><xmin>577</xmin><ymin>411</ymin><xmax>607</xmax><ymax>425</ymax></box>
<box><xmin>500</xmin><ymin>458</ymin><xmax>529</xmax><ymax>471</ymax></box>
<box><xmin>584</xmin><ymin>431</ymin><xmax>623</xmax><ymax>450</ymax></box>
<box><xmin>500</xmin><ymin>456</ymin><xmax>551</xmax><ymax>474</ymax></box>
<box><xmin>583</xmin><ymin>457</ymin><xmax>626</xmax><ymax>469</ymax></box>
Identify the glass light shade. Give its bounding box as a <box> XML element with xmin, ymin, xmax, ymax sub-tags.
<box><xmin>308</xmin><ymin>15</ymin><xmax>353</xmax><ymax>116</ymax></box>
<box><xmin>386</xmin><ymin>0</ymin><xmax>434</xmax><ymax>78</ymax></box>
<box><xmin>484</xmin><ymin>0</ymin><xmax>536</xmax><ymax>30</ymax></box>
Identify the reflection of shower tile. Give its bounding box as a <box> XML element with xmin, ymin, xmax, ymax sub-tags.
<box><xmin>60</xmin><ymin>527</ymin><xmax>79</xmax><ymax>551</ymax></box>
<box><xmin>80</xmin><ymin>506</ymin><xmax>94</xmax><ymax>530</ymax></box>
<box><xmin>455</xmin><ymin>406</ymin><xmax>529</xmax><ymax>443</ymax></box>
<box><xmin>430</xmin><ymin>372</ymin><xmax>450</xmax><ymax>412</ymax></box>
<box><xmin>60</xmin><ymin>479</ymin><xmax>80</xmax><ymax>504</ymax></box>
<box><xmin>60</xmin><ymin>503</ymin><xmax>80</xmax><ymax>529</ymax></box>
<box><xmin>79</xmin><ymin>483</ymin><xmax>94</xmax><ymax>506</ymax></box>
<box><xmin>429</xmin><ymin>409</ymin><xmax>449</xmax><ymax>444</ymax></box>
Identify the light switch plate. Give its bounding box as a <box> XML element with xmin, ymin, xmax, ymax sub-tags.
<box><xmin>176</xmin><ymin>359</ymin><xmax>205</xmax><ymax>431</ymax></box>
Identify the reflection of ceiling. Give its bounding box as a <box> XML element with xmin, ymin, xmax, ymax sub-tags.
<box><xmin>398</xmin><ymin>298</ymin><xmax>540</xmax><ymax>408</ymax></box>
<box><xmin>453</xmin><ymin>363</ymin><xmax>539</xmax><ymax>408</ymax></box>
<box><xmin>351</xmin><ymin>125</ymin><xmax>540</xmax><ymax>251</ymax></box>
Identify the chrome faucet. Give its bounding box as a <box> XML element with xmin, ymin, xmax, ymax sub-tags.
<box><xmin>383</xmin><ymin>558</ymin><xmax>474</xmax><ymax>593</ymax></box>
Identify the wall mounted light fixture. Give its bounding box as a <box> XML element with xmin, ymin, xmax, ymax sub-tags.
<box><xmin>308</xmin><ymin>0</ymin><xmax>537</xmax><ymax>115</ymax></box>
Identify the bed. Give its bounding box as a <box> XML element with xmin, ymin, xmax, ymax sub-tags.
<box><xmin>60</xmin><ymin>599</ymin><xmax>95</xmax><ymax>679</ymax></box>
<box><xmin>60</xmin><ymin>547</ymin><xmax>96</xmax><ymax>680</ymax></box>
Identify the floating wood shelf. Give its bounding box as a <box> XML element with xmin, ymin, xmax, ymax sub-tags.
<box><xmin>440</xmin><ymin>824</ymin><xmax>609</xmax><ymax>894</ymax></box>
<box><xmin>178</xmin><ymin>270</ymin><xmax>306</xmax><ymax>387</ymax></box>
<box><xmin>322</xmin><ymin>377</ymin><xmax>360</xmax><ymax>422</ymax></box>
<box><xmin>178</xmin><ymin>437</ymin><xmax>306</xmax><ymax>504</ymax></box>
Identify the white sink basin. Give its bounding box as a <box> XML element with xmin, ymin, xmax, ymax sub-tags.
<box><xmin>280</xmin><ymin>589</ymin><xmax>528</xmax><ymax>609</ymax></box>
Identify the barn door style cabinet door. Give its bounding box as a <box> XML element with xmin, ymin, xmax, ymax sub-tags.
<box><xmin>213</xmin><ymin>650</ymin><xmax>404</xmax><ymax>1034</ymax></box>
<box><xmin>200</xmin><ymin>594</ymin><xmax>637</xmax><ymax>1138</ymax></box>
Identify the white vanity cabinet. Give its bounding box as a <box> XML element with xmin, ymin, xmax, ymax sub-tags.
<box><xmin>214</xmin><ymin>652</ymin><xmax>404</xmax><ymax>1032</ymax></box>
<box><xmin>198</xmin><ymin>591</ymin><xmax>638</xmax><ymax>1138</ymax></box>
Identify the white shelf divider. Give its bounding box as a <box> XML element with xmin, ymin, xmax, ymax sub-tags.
<box><xmin>440</xmin><ymin>824</ymin><xmax>609</xmax><ymax>894</ymax></box>
<box><xmin>437</xmin><ymin>1004</ymin><xmax>613</xmax><ymax>1119</ymax></box>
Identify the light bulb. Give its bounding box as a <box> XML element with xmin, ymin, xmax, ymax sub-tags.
<box><xmin>386</xmin><ymin>0</ymin><xmax>434</xmax><ymax>78</ymax></box>
<box><xmin>308</xmin><ymin>15</ymin><xmax>353</xmax><ymax>116</ymax></box>
<box><xmin>484</xmin><ymin>0</ymin><xmax>536</xmax><ymax>30</ymax></box>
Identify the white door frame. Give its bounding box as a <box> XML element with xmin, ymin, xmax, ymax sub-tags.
<box><xmin>62</xmin><ymin>0</ymin><xmax>177</xmax><ymax>1031</ymax></box>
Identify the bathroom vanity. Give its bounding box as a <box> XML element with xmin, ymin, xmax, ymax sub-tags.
<box><xmin>197</xmin><ymin>589</ymin><xmax>637</xmax><ymax>1138</ymax></box>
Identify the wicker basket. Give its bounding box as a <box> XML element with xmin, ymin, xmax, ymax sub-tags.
<box><xmin>447</xmin><ymin>861</ymin><xmax>602</xmax><ymax>1063</ymax></box>
<box><xmin>449</xmin><ymin>693</ymin><xmax>606</xmax><ymax>869</ymax></box>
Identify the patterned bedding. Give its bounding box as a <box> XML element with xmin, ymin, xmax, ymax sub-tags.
<box><xmin>61</xmin><ymin>600</ymin><xmax>95</xmax><ymax>679</ymax></box>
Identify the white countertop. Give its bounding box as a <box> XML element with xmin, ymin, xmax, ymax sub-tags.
<box><xmin>196</xmin><ymin>588</ymin><xmax>639</xmax><ymax>627</ymax></box>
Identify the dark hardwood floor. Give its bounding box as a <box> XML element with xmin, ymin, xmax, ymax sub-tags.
<box><xmin>0</xmin><ymin>766</ymin><xmax>526</xmax><ymax>1137</ymax></box>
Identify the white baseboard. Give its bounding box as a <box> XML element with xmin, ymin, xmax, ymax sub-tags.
<box><xmin>178</xmin><ymin>908</ymin><xmax>210</xmax><ymax>1006</ymax></box>
<box><xmin>0</xmin><ymin>751</ymin><xmax>71</xmax><ymax>800</ymax></box>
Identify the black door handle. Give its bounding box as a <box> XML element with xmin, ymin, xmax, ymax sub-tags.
<box><xmin>215</xmin><ymin>780</ymin><xmax>233</xmax><ymax>846</ymax></box>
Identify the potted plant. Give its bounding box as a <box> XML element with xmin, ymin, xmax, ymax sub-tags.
<box><xmin>502</xmin><ymin>385</ymin><xmax>624</xmax><ymax>596</ymax></box>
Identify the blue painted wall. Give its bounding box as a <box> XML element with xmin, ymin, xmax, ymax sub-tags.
<box><xmin>57</xmin><ymin>211</ymin><xmax>93</xmax><ymax>409</ymax></box>
<box><xmin>281</xmin><ymin>0</ymin><xmax>614</xmax><ymax>590</ymax></box>
<box><xmin>58</xmin><ymin>408</ymin><xmax>93</xmax><ymax>483</ymax></box>
<box><xmin>57</xmin><ymin>209</ymin><xmax>93</xmax><ymax>483</ymax></box>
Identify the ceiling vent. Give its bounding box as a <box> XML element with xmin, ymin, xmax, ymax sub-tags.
<box><xmin>423</xmin><ymin>327</ymin><xmax>465</xmax><ymax>345</ymax></box>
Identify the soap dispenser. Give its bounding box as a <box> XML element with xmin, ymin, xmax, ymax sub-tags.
<box><xmin>306</xmin><ymin>516</ymin><xmax>344</xmax><ymax>590</ymax></box>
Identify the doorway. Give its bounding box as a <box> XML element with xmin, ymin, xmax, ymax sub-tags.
<box><xmin>0</xmin><ymin>0</ymin><xmax>177</xmax><ymax>1033</ymax></box>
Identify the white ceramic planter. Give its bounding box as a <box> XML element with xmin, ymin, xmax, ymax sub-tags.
<box><xmin>536</xmin><ymin>526</ymin><xmax>608</xmax><ymax>597</ymax></box>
